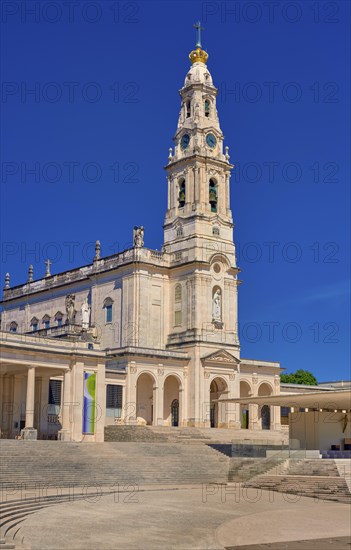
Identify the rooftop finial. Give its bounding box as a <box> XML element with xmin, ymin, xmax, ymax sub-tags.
<box><xmin>45</xmin><ymin>259</ymin><xmax>51</xmax><ymax>278</ymax></box>
<box><xmin>4</xmin><ymin>272</ymin><xmax>10</xmax><ymax>289</ymax></box>
<box><xmin>189</xmin><ymin>21</ymin><xmax>208</xmax><ymax>65</ymax></box>
<box><xmin>193</xmin><ymin>21</ymin><xmax>204</xmax><ymax>48</ymax></box>
<box><xmin>94</xmin><ymin>240</ymin><xmax>101</xmax><ymax>261</ymax></box>
<box><xmin>28</xmin><ymin>265</ymin><xmax>33</xmax><ymax>283</ymax></box>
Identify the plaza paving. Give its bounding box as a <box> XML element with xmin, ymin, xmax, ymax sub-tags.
<box><xmin>14</xmin><ymin>484</ymin><xmax>351</xmax><ymax>549</ymax></box>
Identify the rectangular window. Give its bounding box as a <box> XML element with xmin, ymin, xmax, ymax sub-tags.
<box><xmin>174</xmin><ymin>310</ymin><xmax>182</xmax><ymax>327</ymax></box>
<box><xmin>281</xmin><ymin>406</ymin><xmax>290</xmax><ymax>426</ymax></box>
<box><xmin>57</xmin><ymin>318</ymin><xmax>62</xmax><ymax>327</ymax></box>
<box><xmin>48</xmin><ymin>379</ymin><xmax>62</xmax><ymax>415</ymax></box>
<box><xmin>32</xmin><ymin>323</ymin><xmax>38</xmax><ymax>332</ymax></box>
<box><xmin>106</xmin><ymin>304</ymin><xmax>112</xmax><ymax>323</ymax></box>
<box><xmin>44</xmin><ymin>321</ymin><xmax>50</xmax><ymax>329</ymax></box>
<box><xmin>106</xmin><ymin>384</ymin><xmax>123</xmax><ymax>418</ymax></box>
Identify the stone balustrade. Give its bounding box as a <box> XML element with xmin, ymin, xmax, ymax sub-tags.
<box><xmin>2</xmin><ymin>247</ymin><xmax>170</xmax><ymax>301</ymax></box>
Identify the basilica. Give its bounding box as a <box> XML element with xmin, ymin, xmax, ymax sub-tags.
<box><xmin>0</xmin><ymin>32</ymin><xmax>282</xmax><ymax>442</ymax></box>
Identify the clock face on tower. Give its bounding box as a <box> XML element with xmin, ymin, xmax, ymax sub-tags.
<box><xmin>180</xmin><ymin>134</ymin><xmax>190</xmax><ymax>150</ymax></box>
<box><xmin>206</xmin><ymin>133</ymin><xmax>217</xmax><ymax>148</ymax></box>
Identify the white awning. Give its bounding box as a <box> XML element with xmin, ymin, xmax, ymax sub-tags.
<box><xmin>220</xmin><ymin>390</ymin><xmax>351</xmax><ymax>411</ymax></box>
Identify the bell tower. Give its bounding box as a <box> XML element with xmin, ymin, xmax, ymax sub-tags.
<box><xmin>164</xmin><ymin>23</ymin><xmax>236</xmax><ymax>269</ymax></box>
<box><xmin>164</xmin><ymin>22</ymin><xmax>240</xmax><ymax>365</ymax></box>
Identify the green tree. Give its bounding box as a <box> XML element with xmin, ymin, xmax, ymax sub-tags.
<box><xmin>280</xmin><ymin>369</ymin><xmax>318</xmax><ymax>385</ymax></box>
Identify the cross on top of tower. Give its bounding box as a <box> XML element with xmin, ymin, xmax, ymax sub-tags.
<box><xmin>193</xmin><ymin>21</ymin><xmax>204</xmax><ymax>48</ymax></box>
<box><xmin>189</xmin><ymin>21</ymin><xmax>208</xmax><ymax>65</ymax></box>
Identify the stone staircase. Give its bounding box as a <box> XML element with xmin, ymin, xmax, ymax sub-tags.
<box><xmin>147</xmin><ymin>426</ymin><xmax>289</xmax><ymax>446</ymax></box>
<box><xmin>336</xmin><ymin>459</ymin><xmax>351</xmax><ymax>492</ymax></box>
<box><xmin>0</xmin><ymin>439</ymin><xmax>230</xmax><ymax>548</ymax></box>
<box><xmin>104</xmin><ymin>425</ymin><xmax>169</xmax><ymax>442</ymax></box>
<box><xmin>0</xmin><ymin>440</ymin><xmax>229</xmax><ymax>489</ymax></box>
<box><xmin>228</xmin><ymin>456</ymin><xmax>289</xmax><ymax>482</ymax></box>
<box><xmin>243</xmin><ymin>458</ymin><xmax>351</xmax><ymax>503</ymax></box>
<box><xmin>1</xmin><ymin>490</ymin><xmax>98</xmax><ymax>549</ymax></box>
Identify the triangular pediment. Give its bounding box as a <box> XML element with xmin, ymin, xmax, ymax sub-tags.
<box><xmin>202</xmin><ymin>350</ymin><xmax>240</xmax><ymax>365</ymax></box>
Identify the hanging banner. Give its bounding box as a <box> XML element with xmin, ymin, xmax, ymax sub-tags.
<box><xmin>83</xmin><ymin>371</ymin><xmax>96</xmax><ymax>434</ymax></box>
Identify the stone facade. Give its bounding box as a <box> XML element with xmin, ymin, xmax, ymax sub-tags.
<box><xmin>0</xmin><ymin>40</ymin><xmax>282</xmax><ymax>441</ymax></box>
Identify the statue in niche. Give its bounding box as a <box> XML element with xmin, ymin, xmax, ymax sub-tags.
<box><xmin>81</xmin><ymin>298</ymin><xmax>91</xmax><ymax>330</ymax></box>
<box><xmin>212</xmin><ymin>288</ymin><xmax>222</xmax><ymax>322</ymax></box>
<box><xmin>65</xmin><ymin>294</ymin><xmax>75</xmax><ymax>325</ymax></box>
<box><xmin>194</xmin><ymin>102</ymin><xmax>200</xmax><ymax>123</ymax></box>
<box><xmin>133</xmin><ymin>226</ymin><xmax>144</xmax><ymax>248</ymax></box>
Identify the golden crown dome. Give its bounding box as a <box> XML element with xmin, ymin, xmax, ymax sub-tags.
<box><xmin>189</xmin><ymin>47</ymin><xmax>209</xmax><ymax>65</ymax></box>
<box><xmin>189</xmin><ymin>21</ymin><xmax>208</xmax><ymax>64</ymax></box>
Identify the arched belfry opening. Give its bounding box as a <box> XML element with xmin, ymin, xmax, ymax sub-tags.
<box><xmin>178</xmin><ymin>179</ymin><xmax>186</xmax><ymax>208</ymax></box>
<box><xmin>209</xmin><ymin>179</ymin><xmax>218</xmax><ymax>212</ymax></box>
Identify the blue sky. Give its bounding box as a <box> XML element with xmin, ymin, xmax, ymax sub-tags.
<box><xmin>1</xmin><ymin>1</ymin><xmax>350</xmax><ymax>381</ymax></box>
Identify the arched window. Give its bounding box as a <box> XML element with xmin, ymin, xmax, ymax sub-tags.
<box><xmin>42</xmin><ymin>315</ymin><xmax>50</xmax><ymax>330</ymax></box>
<box><xmin>103</xmin><ymin>297</ymin><xmax>113</xmax><ymax>323</ymax></box>
<box><xmin>176</xmin><ymin>225</ymin><xmax>183</xmax><ymax>237</ymax></box>
<box><xmin>204</xmin><ymin>99</ymin><xmax>210</xmax><ymax>117</ymax></box>
<box><xmin>175</xmin><ymin>284</ymin><xmax>182</xmax><ymax>303</ymax></box>
<box><xmin>55</xmin><ymin>311</ymin><xmax>64</xmax><ymax>327</ymax></box>
<box><xmin>186</xmin><ymin>101</ymin><xmax>191</xmax><ymax>118</ymax></box>
<box><xmin>178</xmin><ymin>179</ymin><xmax>186</xmax><ymax>208</ymax></box>
<box><xmin>9</xmin><ymin>321</ymin><xmax>18</xmax><ymax>333</ymax></box>
<box><xmin>209</xmin><ymin>179</ymin><xmax>218</xmax><ymax>212</ymax></box>
<box><xmin>30</xmin><ymin>317</ymin><xmax>39</xmax><ymax>332</ymax></box>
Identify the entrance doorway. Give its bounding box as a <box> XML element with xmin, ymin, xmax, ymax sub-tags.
<box><xmin>163</xmin><ymin>375</ymin><xmax>181</xmax><ymax>426</ymax></box>
<box><xmin>258</xmin><ymin>383</ymin><xmax>273</xmax><ymax>430</ymax></box>
<box><xmin>171</xmin><ymin>399</ymin><xmax>179</xmax><ymax>427</ymax></box>
<box><xmin>136</xmin><ymin>373</ymin><xmax>155</xmax><ymax>425</ymax></box>
<box><xmin>261</xmin><ymin>405</ymin><xmax>271</xmax><ymax>430</ymax></box>
<box><xmin>210</xmin><ymin>378</ymin><xmax>228</xmax><ymax>428</ymax></box>
<box><xmin>240</xmin><ymin>381</ymin><xmax>252</xmax><ymax>429</ymax></box>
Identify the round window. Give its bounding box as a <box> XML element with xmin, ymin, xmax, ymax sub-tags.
<box><xmin>213</xmin><ymin>263</ymin><xmax>221</xmax><ymax>274</ymax></box>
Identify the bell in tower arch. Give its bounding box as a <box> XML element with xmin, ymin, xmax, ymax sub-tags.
<box><xmin>178</xmin><ymin>179</ymin><xmax>186</xmax><ymax>208</ymax></box>
<box><xmin>209</xmin><ymin>179</ymin><xmax>218</xmax><ymax>212</ymax></box>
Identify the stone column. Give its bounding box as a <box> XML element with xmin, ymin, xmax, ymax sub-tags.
<box><xmin>72</xmin><ymin>361</ymin><xmax>84</xmax><ymax>441</ymax></box>
<box><xmin>202</xmin><ymin>371</ymin><xmax>211</xmax><ymax>428</ymax></box>
<box><xmin>230</xmin><ymin>402</ymin><xmax>241</xmax><ymax>429</ymax></box>
<box><xmin>123</xmin><ymin>362</ymin><xmax>137</xmax><ymax>425</ymax></box>
<box><xmin>36</xmin><ymin>376</ymin><xmax>50</xmax><ymax>439</ymax></box>
<box><xmin>152</xmin><ymin>380</ymin><xmax>158</xmax><ymax>427</ymax></box>
<box><xmin>156</xmin><ymin>367</ymin><xmax>164</xmax><ymax>426</ymax></box>
<box><xmin>58</xmin><ymin>369</ymin><xmax>72</xmax><ymax>441</ymax></box>
<box><xmin>21</xmin><ymin>367</ymin><xmax>37</xmax><ymax>439</ymax></box>
<box><xmin>249</xmin><ymin>404</ymin><xmax>260</xmax><ymax>430</ymax></box>
<box><xmin>167</xmin><ymin>176</ymin><xmax>171</xmax><ymax>210</ymax></box>
<box><xmin>178</xmin><ymin>387</ymin><xmax>184</xmax><ymax>427</ymax></box>
<box><xmin>271</xmin><ymin>406</ymin><xmax>282</xmax><ymax>431</ymax></box>
<box><xmin>95</xmin><ymin>363</ymin><xmax>106</xmax><ymax>442</ymax></box>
